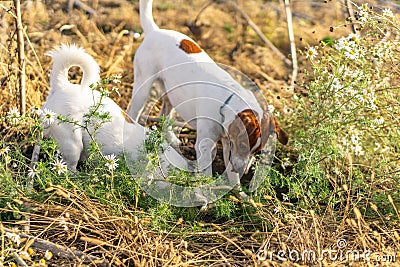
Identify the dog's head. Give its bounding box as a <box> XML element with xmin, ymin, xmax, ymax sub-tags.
<box><xmin>227</xmin><ymin>109</ymin><xmax>288</xmax><ymax>176</ymax></box>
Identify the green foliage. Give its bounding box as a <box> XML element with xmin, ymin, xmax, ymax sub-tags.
<box><xmin>282</xmin><ymin>4</ymin><xmax>400</xmax><ymax>211</ymax></box>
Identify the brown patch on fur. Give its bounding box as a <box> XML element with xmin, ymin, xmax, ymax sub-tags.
<box><xmin>236</xmin><ymin>109</ymin><xmax>262</xmax><ymax>153</ymax></box>
<box><xmin>179</xmin><ymin>39</ymin><xmax>202</xmax><ymax>54</ymax></box>
<box><xmin>121</xmin><ymin>110</ymin><xmax>134</xmax><ymax>124</ymax></box>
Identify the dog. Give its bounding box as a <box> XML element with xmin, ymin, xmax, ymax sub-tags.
<box><xmin>127</xmin><ymin>0</ymin><xmax>289</xmax><ymax>190</ymax></box>
<box><xmin>42</xmin><ymin>44</ymin><xmax>188</xmax><ymax>174</ymax></box>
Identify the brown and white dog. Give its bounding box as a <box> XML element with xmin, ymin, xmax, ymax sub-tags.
<box><xmin>128</xmin><ymin>0</ymin><xmax>288</xmax><ymax>189</ymax></box>
<box><xmin>42</xmin><ymin>44</ymin><xmax>188</xmax><ymax>173</ymax></box>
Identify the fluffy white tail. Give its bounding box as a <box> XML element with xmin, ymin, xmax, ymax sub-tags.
<box><xmin>47</xmin><ymin>44</ymin><xmax>100</xmax><ymax>90</ymax></box>
<box><xmin>140</xmin><ymin>0</ymin><xmax>159</xmax><ymax>34</ymax></box>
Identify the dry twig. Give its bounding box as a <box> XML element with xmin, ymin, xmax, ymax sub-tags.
<box><xmin>4</xmin><ymin>227</ymin><xmax>110</xmax><ymax>266</ymax></box>
<box><xmin>13</xmin><ymin>0</ymin><xmax>26</xmax><ymax>115</ymax></box>
<box><xmin>344</xmin><ymin>0</ymin><xmax>358</xmax><ymax>34</ymax></box>
<box><xmin>227</xmin><ymin>1</ymin><xmax>292</xmax><ymax>67</ymax></box>
<box><xmin>68</xmin><ymin>0</ymin><xmax>97</xmax><ymax>16</ymax></box>
<box><xmin>283</xmin><ymin>0</ymin><xmax>298</xmax><ymax>89</ymax></box>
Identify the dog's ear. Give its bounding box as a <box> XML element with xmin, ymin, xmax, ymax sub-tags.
<box><xmin>261</xmin><ymin>113</ymin><xmax>288</xmax><ymax>146</ymax></box>
<box><xmin>272</xmin><ymin>116</ymin><xmax>288</xmax><ymax>145</ymax></box>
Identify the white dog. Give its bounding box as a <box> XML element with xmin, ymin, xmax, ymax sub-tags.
<box><xmin>128</xmin><ymin>0</ymin><xmax>288</xmax><ymax>189</ymax></box>
<box><xmin>42</xmin><ymin>44</ymin><xmax>187</xmax><ymax>174</ymax></box>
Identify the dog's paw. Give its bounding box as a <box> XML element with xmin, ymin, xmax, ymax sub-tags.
<box><xmin>166</xmin><ymin>130</ymin><xmax>182</xmax><ymax>149</ymax></box>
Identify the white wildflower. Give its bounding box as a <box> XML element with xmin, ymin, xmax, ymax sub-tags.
<box><xmin>353</xmin><ymin>144</ymin><xmax>365</xmax><ymax>156</ymax></box>
<box><xmin>0</xmin><ymin>146</ymin><xmax>10</xmax><ymax>156</ymax></box>
<box><xmin>358</xmin><ymin>10</ymin><xmax>369</xmax><ymax>23</ymax></box>
<box><xmin>52</xmin><ymin>158</ymin><xmax>68</xmax><ymax>175</ymax></box>
<box><xmin>306</xmin><ymin>46</ymin><xmax>318</xmax><ymax>60</ymax></box>
<box><xmin>112</xmin><ymin>74</ymin><xmax>122</xmax><ymax>84</ymax></box>
<box><xmin>344</xmin><ymin>47</ymin><xmax>360</xmax><ymax>60</ymax></box>
<box><xmin>6</xmin><ymin>231</ymin><xmax>21</xmax><ymax>246</ymax></box>
<box><xmin>18</xmin><ymin>251</ymin><xmax>31</xmax><ymax>260</ymax></box>
<box><xmin>283</xmin><ymin>106</ymin><xmax>293</xmax><ymax>115</ymax></box>
<box><xmin>104</xmin><ymin>154</ymin><xmax>119</xmax><ymax>171</ymax></box>
<box><xmin>267</xmin><ymin>105</ymin><xmax>275</xmax><ymax>114</ymax></box>
<box><xmin>347</xmin><ymin>33</ymin><xmax>360</xmax><ymax>44</ymax></box>
<box><xmin>373</xmin><ymin>116</ymin><xmax>384</xmax><ymax>125</ymax></box>
<box><xmin>274</xmin><ymin>205</ymin><xmax>282</xmax><ymax>214</ymax></box>
<box><xmin>382</xmin><ymin>8</ymin><xmax>394</xmax><ymax>18</ymax></box>
<box><xmin>28</xmin><ymin>166</ymin><xmax>39</xmax><ymax>179</ymax></box>
<box><xmin>282</xmin><ymin>193</ymin><xmax>289</xmax><ymax>202</ymax></box>
<box><xmin>42</xmin><ymin>108</ymin><xmax>56</xmax><ymax>127</ymax></box>
<box><xmin>44</xmin><ymin>250</ymin><xmax>53</xmax><ymax>260</ymax></box>
<box><xmin>359</xmin><ymin>3</ymin><xmax>369</xmax><ymax>11</ymax></box>
<box><xmin>381</xmin><ymin>146</ymin><xmax>390</xmax><ymax>153</ymax></box>
<box><xmin>30</xmin><ymin>105</ymin><xmax>43</xmax><ymax>116</ymax></box>
<box><xmin>281</xmin><ymin>157</ymin><xmax>291</xmax><ymax>169</ymax></box>
<box><xmin>59</xmin><ymin>215</ymin><xmax>69</xmax><ymax>231</ymax></box>
<box><xmin>6</xmin><ymin>107</ymin><xmax>21</xmax><ymax>125</ymax></box>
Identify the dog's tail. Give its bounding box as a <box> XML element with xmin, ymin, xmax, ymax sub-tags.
<box><xmin>46</xmin><ymin>44</ymin><xmax>100</xmax><ymax>90</ymax></box>
<box><xmin>140</xmin><ymin>0</ymin><xmax>159</xmax><ymax>34</ymax></box>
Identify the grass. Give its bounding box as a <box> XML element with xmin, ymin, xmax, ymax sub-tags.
<box><xmin>1</xmin><ymin>0</ymin><xmax>400</xmax><ymax>266</ymax></box>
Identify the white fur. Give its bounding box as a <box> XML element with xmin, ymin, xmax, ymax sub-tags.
<box><xmin>43</xmin><ymin>44</ymin><xmax>187</xmax><ymax>173</ymax></box>
<box><xmin>128</xmin><ymin>0</ymin><xmax>268</xmax><ymax>188</ymax></box>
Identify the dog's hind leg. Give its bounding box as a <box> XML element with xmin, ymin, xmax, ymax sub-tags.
<box><xmin>52</xmin><ymin>126</ymin><xmax>84</xmax><ymax>171</ymax></box>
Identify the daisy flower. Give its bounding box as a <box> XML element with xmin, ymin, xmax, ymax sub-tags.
<box><xmin>274</xmin><ymin>205</ymin><xmax>282</xmax><ymax>214</ymax></box>
<box><xmin>6</xmin><ymin>107</ymin><xmax>21</xmax><ymax>125</ymax></box>
<box><xmin>306</xmin><ymin>47</ymin><xmax>318</xmax><ymax>60</ymax></box>
<box><xmin>347</xmin><ymin>33</ymin><xmax>360</xmax><ymax>44</ymax></box>
<box><xmin>6</xmin><ymin>231</ymin><xmax>21</xmax><ymax>246</ymax></box>
<box><xmin>382</xmin><ymin>8</ymin><xmax>394</xmax><ymax>19</ymax></box>
<box><xmin>42</xmin><ymin>108</ymin><xmax>57</xmax><ymax>126</ymax></box>
<box><xmin>353</xmin><ymin>144</ymin><xmax>365</xmax><ymax>156</ymax></box>
<box><xmin>52</xmin><ymin>158</ymin><xmax>68</xmax><ymax>175</ymax></box>
<box><xmin>30</xmin><ymin>105</ymin><xmax>43</xmax><ymax>116</ymax></box>
<box><xmin>0</xmin><ymin>146</ymin><xmax>10</xmax><ymax>156</ymax></box>
<box><xmin>27</xmin><ymin>166</ymin><xmax>39</xmax><ymax>179</ymax></box>
<box><xmin>44</xmin><ymin>250</ymin><xmax>53</xmax><ymax>260</ymax></box>
<box><xmin>104</xmin><ymin>154</ymin><xmax>119</xmax><ymax>171</ymax></box>
<box><xmin>267</xmin><ymin>105</ymin><xmax>275</xmax><ymax>114</ymax></box>
<box><xmin>112</xmin><ymin>74</ymin><xmax>122</xmax><ymax>84</ymax></box>
<box><xmin>358</xmin><ymin>10</ymin><xmax>369</xmax><ymax>23</ymax></box>
<box><xmin>359</xmin><ymin>3</ymin><xmax>369</xmax><ymax>11</ymax></box>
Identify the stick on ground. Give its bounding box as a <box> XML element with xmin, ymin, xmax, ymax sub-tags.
<box><xmin>228</xmin><ymin>1</ymin><xmax>292</xmax><ymax>67</ymax></box>
<box><xmin>283</xmin><ymin>0</ymin><xmax>298</xmax><ymax>89</ymax></box>
<box><xmin>13</xmin><ymin>0</ymin><xmax>26</xmax><ymax>115</ymax></box>
<box><xmin>4</xmin><ymin>227</ymin><xmax>110</xmax><ymax>267</ymax></box>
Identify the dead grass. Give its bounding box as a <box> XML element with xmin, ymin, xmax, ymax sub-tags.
<box><xmin>1</xmin><ymin>0</ymin><xmax>400</xmax><ymax>266</ymax></box>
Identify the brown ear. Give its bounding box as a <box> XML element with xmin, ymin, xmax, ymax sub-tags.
<box><xmin>272</xmin><ymin>116</ymin><xmax>289</xmax><ymax>145</ymax></box>
<box><xmin>261</xmin><ymin>114</ymin><xmax>289</xmax><ymax>146</ymax></box>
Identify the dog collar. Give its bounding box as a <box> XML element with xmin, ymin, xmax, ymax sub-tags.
<box><xmin>219</xmin><ymin>93</ymin><xmax>235</xmax><ymax>123</ymax></box>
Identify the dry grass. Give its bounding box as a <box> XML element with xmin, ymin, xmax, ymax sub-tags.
<box><xmin>1</xmin><ymin>0</ymin><xmax>400</xmax><ymax>266</ymax></box>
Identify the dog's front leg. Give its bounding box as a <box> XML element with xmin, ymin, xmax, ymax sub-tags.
<box><xmin>221</xmin><ymin>137</ymin><xmax>240</xmax><ymax>188</ymax></box>
<box><xmin>221</xmin><ymin>137</ymin><xmax>249</xmax><ymax>200</ymax></box>
<box><xmin>194</xmin><ymin>119</ymin><xmax>220</xmax><ymax>176</ymax></box>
